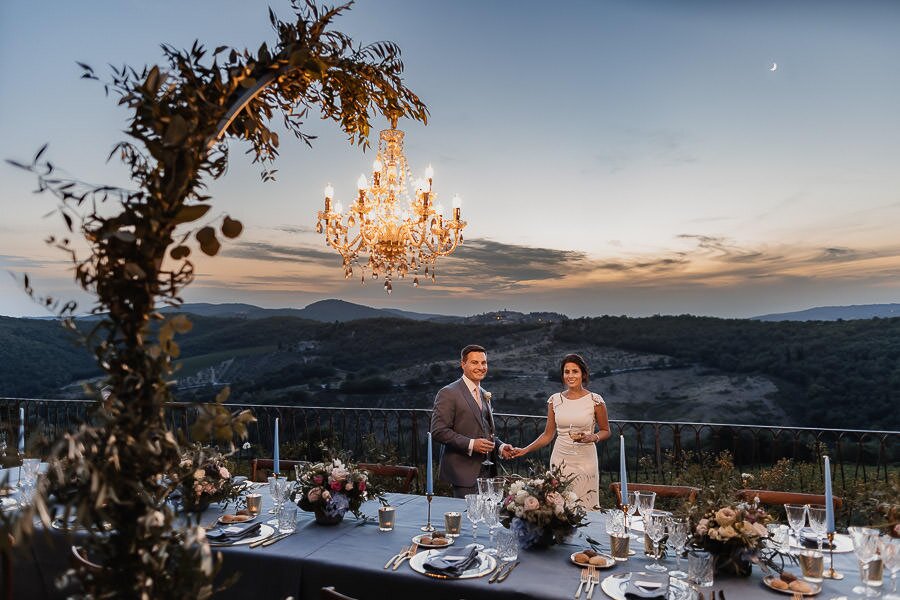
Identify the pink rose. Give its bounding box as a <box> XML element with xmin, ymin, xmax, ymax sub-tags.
<box><xmin>358</xmin><ymin>481</ymin><xmax>366</xmax><ymax>492</ymax></box>
<box><xmin>696</xmin><ymin>518</ymin><xmax>709</xmax><ymax>536</ymax></box>
<box><xmin>523</xmin><ymin>495</ymin><xmax>540</xmax><ymax>511</ymax></box>
<box><xmin>345</xmin><ymin>482</ymin><xmax>353</xmax><ymax>491</ymax></box>
<box><xmin>330</xmin><ymin>480</ymin><xmax>343</xmax><ymax>492</ymax></box>
<box><xmin>219</xmin><ymin>467</ymin><xmax>230</xmax><ymax>479</ymax></box>
<box><xmin>313</xmin><ymin>475</ymin><xmax>324</xmax><ymax>485</ymax></box>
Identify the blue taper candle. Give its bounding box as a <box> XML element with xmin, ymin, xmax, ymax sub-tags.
<box><xmin>823</xmin><ymin>455</ymin><xmax>835</xmax><ymax>533</ymax></box>
<box><xmin>18</xmin><ymin>407</ymin><xmax>25</xmax><ymax>454</ymax></box>
<box><xmin>273</xmin><ymin>417</ymin><xmax>280</xmax><ymax>475</ymax></box>
<box><xmin>426</xmin><ymin>432</ymin><xmax>433</xmax><ymax>495</ymax></box>
<box><xmin>619</xmin><ymin>435</ymin><xmax>628</xmax><ymax>501</ymax></box>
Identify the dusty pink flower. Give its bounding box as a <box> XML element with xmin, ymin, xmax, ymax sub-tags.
<box><xmin>330</xmin><ymin>480</ymin><xmax>343</xmax><ymax>492</ymax></box>
<box><xmin>715</xmin><ymin>507</ymin><xmax>737</xmax><ymax>527</ymax></box>
<box><xmin>523</xmin><ymin>495</ymin><xmax>540</xmax><ymax>511</ymax></box>
<box><xmin>313</xmin><ymin>475</ymin><xmax>324</xmax><ymax>485</ymax></box>
<box><xmin>218</xmin><ymin>467</ymin><xmax>230</xmax><ymax>479</ymax></box>
<box><xmin>358</xmin><ymin>481</ymin><xmax>366</xmax><ymax>492</ymax></box>
<box><xmin>345</xmin><ymin>482</ymin><xmax>353</xmax><ymax>491</ymax></box>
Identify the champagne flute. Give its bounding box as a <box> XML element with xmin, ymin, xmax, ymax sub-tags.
<box><xmin>634</xmin><ymin>490</ymin><xmax>657</xmax><ymax>533</ymax></box>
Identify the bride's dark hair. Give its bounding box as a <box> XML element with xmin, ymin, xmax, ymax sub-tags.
<box><xmin>559</xmin><ymin>353</ymin><xmax>590</xmax><ymax>384</ymax></box>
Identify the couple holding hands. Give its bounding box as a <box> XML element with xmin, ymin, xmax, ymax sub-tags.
<box><xmin>430</xmin><ymin>344</ymin><xmax>611</xmax><ymax>510</ymax></box>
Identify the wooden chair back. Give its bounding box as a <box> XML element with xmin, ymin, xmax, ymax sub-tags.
<box><xmin>737</xmin><ymin>489</ymin><xmax>843</xmax><ymax>509</ymax></box>
<box><xmin>250</xmin><ymin>458</ymin><xmax>306</xmax><ymax>482</ymax></box>
<box><xmin>358</xmin><ymin>463</ymin><xmax>418</xmax><ymax>494</ymax></box>
<box><xmin>609</xmin><ymin>482</ymin><xmax>700</xmax><ymax>506</ymax></box>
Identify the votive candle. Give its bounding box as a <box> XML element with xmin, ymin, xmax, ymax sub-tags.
<box><xmin>823</xmin><ymin>455</ymin><xmax>835</xmax><ymax>533</ymax></box>
<box><xmin>619</xmin><ymin>435</ymin><xmax>628</xmax><ymax>502</ymax></box>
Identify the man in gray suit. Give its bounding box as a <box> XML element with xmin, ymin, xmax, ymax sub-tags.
<box><xmin>431</xmin><ymin>344</ymin><xmax>513</xmax><ymax>498</ymax></box>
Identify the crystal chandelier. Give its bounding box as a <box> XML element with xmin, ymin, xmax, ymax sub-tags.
<box><xmin>315</xmin><ymin>118</ymin><xmax>466</xmax><ymax>292</ymax></box>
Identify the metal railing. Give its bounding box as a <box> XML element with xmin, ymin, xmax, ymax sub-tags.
<box><xmin>3</xmin><ymin>397</ymin><xmax>897</xmax><ymax>495</ymax></box>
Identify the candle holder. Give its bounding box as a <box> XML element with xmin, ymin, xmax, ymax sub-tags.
<box><xmin>822</xmin><ymin>532</ymin><xmax>844</xmax><ymax>579</ymax></box>
<box><xmin>421</xmin><ymin>493</ymin><xmax>435</xmax><ymax>532</ymax></box>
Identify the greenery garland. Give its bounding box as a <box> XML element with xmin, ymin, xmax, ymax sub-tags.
<box><xmin>5</xmin><ymin>1</ymin><xmax>427</xmax><ymax>597</ymax></box>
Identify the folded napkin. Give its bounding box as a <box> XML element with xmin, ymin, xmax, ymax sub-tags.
<box><xmin>624</xmin><ymin>572</ymin><xmax>669</xmax><ymax>599</ymax></box>
<box><xmin>206</xmin><ymin>521</ymin><xmax>261</xmax><ymax>544</ymax></box>
<box><xmin>798</xmin><ymin>528</ymin><xmax>834</xmax><ymax>549</ymax></box>
<box><xmin>422</xmin><ymin>544</ymin><xmax>481</xmax><ymax>578</ymax></box>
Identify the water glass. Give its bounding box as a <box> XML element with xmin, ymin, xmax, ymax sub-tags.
<box><xmin>767</xmin><ymin>523</ymin><xmax>790</xmax><ymax>552</ymax></box>
<box><xmin>606</xmin><ymin>509</ymin><xmax>626</xmax><ymax>536</ymax></box>
<box><xmin>476</xmin><ymin>477</ymin><xmax>492</xmax><ymax>496</ymax></box>
<box><xmin>378</xmin><ymin>506</ymin><xmax>396</xmax><ymax>532</ymax></box>
<box><xmin>688</xmin><ymin>549</ymin><xmax>714</xmax><ymax>588</ymax></box>
<box><xmin>799</xmin><ymin>549</ymin><xmax>824</xmax><ymax>582</ymax></box>
<box><xmin>849</xmin><ymin>526</ymin><xmax>881</xmax><ymax>598</ymax></box>
<box><xmin>645</xmin><ymin>510</ymin><xmax>669</xmax><ymax>572</ymax></box>
<box><xmin>495</xmin><ymin>527</ymin><xmax>519</xmax><ymax>562</ymax></box>
<box><xmin>444</xmin><ymin>511</ymin><xmax>462</xmax><ymax>537</ymax></box>
<box><xmin>879</xmin><ymin>537</ymin><xmax>900</xmax><ymax>594</ymax></box>
<box><xmin>277</xmin><ymin>504</ymin><xmax>298</xmax><ymax>533</ymax></box>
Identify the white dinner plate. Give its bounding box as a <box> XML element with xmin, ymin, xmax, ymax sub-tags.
<box><xmin>408</xmin><ymin>548</ymin><xmax>496</xmax><ymax>579</ymax></box>
<box><xmin>208</xmin><ymin>523</ymin><xmax>274</xmax><ymax>547</ymax></box>
<box><xmin>412</xmin><ymin>533</ymin><xmax>454</xmax><ymax>549</ymax></box>
<box><xmin>600</xmin><ymin>572</ymin><xmax>697</xmax><ymax>600</ymax></box>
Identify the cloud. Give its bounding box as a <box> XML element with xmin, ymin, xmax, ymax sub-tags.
<box><xmin>272</xmin><ymin>225</ymin><xmax>311</xmax><ymax>235</ymax></box>
<box><xmin>221</xmin><ymin>241</ymin><xmax>337</xmax><ymax>264</ymax></box>
<box><xmin>0</xmin><ymin>254</ymin><xmax>60</xmax><ymax>269</ymax></box>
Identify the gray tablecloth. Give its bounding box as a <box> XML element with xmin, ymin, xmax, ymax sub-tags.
<box><xmin>10</xmin><ymin>491</ymin><xmax>866</xmax><ymax>600</ymax></box>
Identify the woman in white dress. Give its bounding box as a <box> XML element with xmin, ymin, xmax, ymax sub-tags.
<box><xmin>512</xmin><ymin>354</ymin><xmax>611</xmax><ymax>511</ymax></box>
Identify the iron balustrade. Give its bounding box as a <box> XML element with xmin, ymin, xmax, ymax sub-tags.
<box><xmin>3</xmin><ymin>397</ymin><xmax>897</xmax><ymax>494</ymax></box>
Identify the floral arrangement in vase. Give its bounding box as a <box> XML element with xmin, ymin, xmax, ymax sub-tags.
<box><xmin>176</xmin><ymin>445</ymin><xmax>239</xmax><ymax>513</ymax></box>
<box><xmin>292</xmin><ymin>451</ymin><xmax>385</xmax><ymax>524</ymax></box>
<box><xmin>499</xmin><ymin>464</ymin><xmax>587</xmax><ymax>549</ymax></box>
<box><xmin>690</xmin><ymin>498</ymin><xmax>781</xmax><ymax>576</ymax></box>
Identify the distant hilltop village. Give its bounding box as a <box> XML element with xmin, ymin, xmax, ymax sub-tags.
<box><xmin>460</xmin><ymin>310</ymin><xmax>567</xmax><ymax>325</ymax></box>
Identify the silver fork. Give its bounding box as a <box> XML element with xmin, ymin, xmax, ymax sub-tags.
<box><xmin>575</xmin><ymin>568</ymin><xmax>589</xmax><ymax>599</ymax></box>
<box><xmin>384</xmin><ymin>545</ymin><xmax>409</xmax><ymax>569</ymax></box>
<box><xmin>586</xmin><ymin>566</ymin><xmax>600</xmax><ymax>600</ymax></box>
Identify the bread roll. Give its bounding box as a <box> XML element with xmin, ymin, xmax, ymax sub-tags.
<box><xmin>789</xmin><ymin>581</ymin><xmax>812</xmax><ymax>593</ymax></box>
<box><xmin>770</xmin><ymin>579</ymin><xmax>789</xmax><ymax>590</ymax></box>
<box><xmin>589</xmin><ymin>555</ymin><xmax>608</xmax><ymax>566</ymax></box>
<box><xmin>574</xmin><ymin>553</ymin><xmax>589</xmax><ymax>564</ymax></box>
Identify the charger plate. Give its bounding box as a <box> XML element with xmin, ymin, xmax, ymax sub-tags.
<box><xmin>409</xmin><ymin>548</ymin><xmax>496</xmax><ymax>579</ymax></box>
<box><xmin>600</xmin><ymin>572</ymin><xmax>697</xmax><ymax>600</ymax></box>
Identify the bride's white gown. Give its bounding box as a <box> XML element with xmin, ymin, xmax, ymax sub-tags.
<box><xmin>548</xmin><ymin>392</ymin><xmax>604</xmax><ymax>511</ymax></box>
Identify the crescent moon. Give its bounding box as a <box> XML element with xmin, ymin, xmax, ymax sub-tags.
<box><xmin>770</xmin><ymin>62</ymin><xmax>778</xmax><ymax>71</ymax></box>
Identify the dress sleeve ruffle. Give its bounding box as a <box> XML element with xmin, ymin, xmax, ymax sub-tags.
<box><xmin>548</xmin><ymin>393</ymin><xmax>564</xmax><ymax>409</ymax></box>
<box><xmin>592</xmin><ymin>393</ymin><xmax>605</xmax><ymax>406</ymax></box>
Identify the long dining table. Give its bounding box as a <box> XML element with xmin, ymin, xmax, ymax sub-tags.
<box><xmin>12</xmin><ymin>490</ymin><xmax>869</xmax><ymax>600</ymax></box>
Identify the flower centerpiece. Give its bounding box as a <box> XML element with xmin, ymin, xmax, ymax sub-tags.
<box><xmin>690</xmin><ymin>498</ymin><xmax>777</xmax><ymax>576</ymax></box>
<box><xmin>292</xmin><ymin>452</ymin><xmax>385</xmax><ymax>525</ymax></box>
<box><xmin>499</xmin><ymin>464</ymin><xmax>587</xmax><ymax>549</ymax></box>
<box><xmin>176</xmin><ymin>445</ymin><xmax>239</xmax><ymax>514</ymax></box>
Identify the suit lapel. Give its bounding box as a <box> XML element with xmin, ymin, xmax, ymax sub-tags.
<box><xmin>456</xmin><ymin>379</ymin><xmax>485</xmax><ymax>434</ymax></box>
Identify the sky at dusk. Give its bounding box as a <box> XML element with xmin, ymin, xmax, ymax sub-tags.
<box><xmin>2</xmin><ymin>0</ymin><xmax>900</xmax><ymax>319</ymax></box>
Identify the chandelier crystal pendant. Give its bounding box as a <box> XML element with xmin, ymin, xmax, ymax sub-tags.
<box><xmin>315</xmin><ymin>118</ymin><xmax>466</xmax><ymax>293</ymax></box>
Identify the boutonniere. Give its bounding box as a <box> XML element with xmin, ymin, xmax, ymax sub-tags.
<box><xmin>483</xmin><ymin>391</ymin><xmax>492</xmax><ymax>403</ymax></box>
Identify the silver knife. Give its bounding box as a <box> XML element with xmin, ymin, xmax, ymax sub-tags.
<box><xmin>488</xmin><ymin>562</ymin><xmax>507</xmax><ymax>583</ymax></box>
<box><xmin>260</xmin><ymin>532</ymin><xmax>292</xmax><ymax>547</ymax></box>
<box><xmin>496</xmin><ymin>560</ymin><xmax>520</xmax><ymax>583</ymax></box>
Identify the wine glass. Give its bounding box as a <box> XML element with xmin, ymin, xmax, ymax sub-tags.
<box><xmin>626</xmin><ymin>490</ymin><xmax>641</xmax><ymax>540</ymax></box>
<box><xmin>477</xmin><ymin>477</ymin><xmax>492</xmax><ymax>497</ymax></box>
<box><xmin>465</xmin><ymin>494</ymin><xmax>484</xmax><ymax>541</ymax></box>
<box><xmin>268</xmin><ymin>475</ymin><xmax>287</xmax><ymax>515</ymax></box>
<box><xmin>481</xmin><ymin>496</ymin><xmax>500</xmax><ymax>555</ymax></box>
<box><xmin>645</xmin><ymin>510</ymin><xmax>669</xmax><ymax>572</ymax></box>
<box><xmin>489</xmin><ymin>478</ymin><xmax>505</xmax><ymax>504</ymax></box>
<box><xmin>667</xmin><ymin>516</ymin><xmax>690</xmax><ymax>579</ymax></box>
<box><xmin>806</xmin><ymin>504</ymin><xmax>827</xmax><ymax>551</ymax></box>
<box><xmin>879</xmin><ymin>537</ymin><xmax>899</xmax><ymax>596</ymax></box>
<box><xmin>848</xmin><ymin>526</ymin><xmax>882</xmax><ymax>598</ymax></box>
<box><xmin>784</xmin><ymin>504</ymin><xmax>808</xmax><ymax>545</ymax></box>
